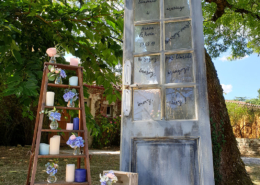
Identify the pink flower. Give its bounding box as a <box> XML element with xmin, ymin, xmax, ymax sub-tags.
<box><xmin>106</xmin><ymin>173</ymin><xmax>115</xmax><ymax>179</ymax></box>
<box><xmin>114</xmin><ymin>122</ymin><xmax>116</xmax><ymax>124</ymax></box>
<box><xmin>46</xmin><ymin>48</ymin><xmax>57</xmax><ymax>57</ymax></box>
<box><xmin>70</xmin><ymin>135</ymin><xmax>76</xmax><ymax>140</ymax></box>
<box><xmin>55</xmin><ymin>70</ymin><xmax>60</xmax><ymax>74</ymax></box>
<box><xmin>110</xmin><ymin>121</ymin><xmax>112</xmax><ymax>124</ymax></box>
<box><xmin>119</xmin><ymin>115</ymin><xmax>121</xmax><ymax>117</ymax></box>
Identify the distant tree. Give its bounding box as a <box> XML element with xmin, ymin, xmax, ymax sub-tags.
<box><xmin>233</xmin><ymin>97</ymin><xmax>248</xmax><ymax>102</ymax></box>
<box><xmin>246</xmin><ymin>89</ymin><xmax>260</xmax><ymax>105</ymax></box>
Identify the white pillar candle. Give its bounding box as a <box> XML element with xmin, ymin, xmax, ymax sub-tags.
<box><xmin>66</xmin><ymin>164</ymin><xmax>75</xmax><ymax>182</ymax></box>
<box><xmin>66</xmin><ymin>123</ymin><xmax>74</xmax><ymax>130</ymax></box>
<box><xmin>49</xmin><ymin>135</ymin><xmax>61</xmax><ymax>155</ymax></box>
<box><xmin>46</xmin><ymin>92</ymin><xmax>55</xmax><ymax>106</ymax></box>
<box><xmin>69</xmin><ymin>76</ymin><xmax>78</xmax><ymax>86</ymax></box>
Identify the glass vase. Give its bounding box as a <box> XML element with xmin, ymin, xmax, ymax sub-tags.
<box><xmin>73</xmin><ymin>147</ymin><xmax>80</xmax><ymax>155</ymax></box>
<box><xmin>107</xmin><ymin>181</ymin><xmax>113</xmax><ymax>185</ymax></box>
<box><xmin>67</xmin><ymin>99</ymin><xmax>75</xmax><ymax>107</ymax></box>
<box><xmin>47</xmin><ymin>172</ymin><xmax>57</xmax><ymax>183</ymax></box>
<box><xmin>50</xmin><ymin>120</ymin><xmax>58</xmax><ymax>129</ymax></box>
<box><xmin>55</xmin><ymin>76</ymin><xmax>63</xmax><ymax>84</ymax></box>
<box><xmin>49</xmin><ymin>56</ymin><xmax>56</xmax><ymax>64</ymax></box>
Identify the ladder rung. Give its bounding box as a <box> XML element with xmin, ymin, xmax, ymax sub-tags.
<box><xmin>45</xmin><ymin>62</ymin><xmax>83</xmax><ymax>71</ymax></box>
<box><xmin>44</xmin><ymin>106</ymin><xmax>82</xmax><ymax>110</ymax></box>
<box><xmin>41</xmin><ymin>129</ymin><xmax>85</xmax><ymax>132</ymax></box>
<box><xmin>48</xmin><ymin>83</ymin><xmax>80</xmax><ymax>89</ymax></box>
<box><xmin>38</xmin><ymin>154</ymin><xmax>87</xmax><ymax>158</ymax></box>
<box><xmin>34</xmin><ymin>181</ymin><xmax>89</xmax><ymax>185</ymax></box>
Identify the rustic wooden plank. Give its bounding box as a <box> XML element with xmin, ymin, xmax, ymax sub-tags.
<box><xmin>30</xmin><ymin>66</ymin><xmax>49</xmax><ymax>185</ymax></box>
<box><xmin>41</xmin><ymin>129</ymin><xmax>84</xmax><ymax>132</ymax></box>
<box><xmin>34</xmin><ymin>181</ymin><xmax>89</xmax><ymax>185</ymax></box>
<box><xmin>45</xmin><ymin>106</ymin><xmax>82</xmax><ymax>110</ymax></box>
<box><xmin>48</xmin><ymin>83</ymin><xmax>80</xmax><ymax>89</ymax></box>
<box><xmin>44</xmin><ymin>62</ymin><xmax>83</xmax><ymax>70</ymax></box>
<box><xmin>26</xmin><ymin>66</ymin><xmax>48</xmax><ymax>185</ymax></box>
<box><xmin>38</xmin><ymin>154</ymin><xmax>87</xmax><ymax>158</ymax></box>
<box><xmin>78</xmin><ymin>68</ymin><xmax>92</xmax><ymax>185</ymax></box>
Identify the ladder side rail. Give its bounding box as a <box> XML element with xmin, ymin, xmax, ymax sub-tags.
<box><xmin>26</xmin><ymin>66</ymin><xmax>48</xmax><ymax>185</ymax></box>
<box><xmin>30</xmin><ymin>66</ymin><xmax>49</xmax><ymax>185</ymax></box>
<box><xmin>78</xmin><ymin>68</ymin><xmax>92</xmax><ymax>185</ymax></box>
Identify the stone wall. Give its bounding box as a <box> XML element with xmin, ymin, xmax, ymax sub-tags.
<box><xmin>237</xmin><ymin>138</ymin><xmax>260</xmax><ymax>156</ymax></box>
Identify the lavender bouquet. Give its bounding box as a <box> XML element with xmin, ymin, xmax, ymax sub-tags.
<box><xmin>63</xmin><ymin>88</ymin><xmax>78</xmax><ymax>107</ymax></box>
<box><xmin>100</xmin><ymin>171</ymin><xmax>118</xmax><ymax>185</ymax></box>
<box><xmin>66</xmin><ymin>134</ymin><xmax>84</xmax><ymax>155</ymax></box>
<box><xmin>47</xmin><ymin>65</ymin><xmax>67</xmax><ymax>84</ymax></box>
<box><xmin>45</xmin><ymin>161</ymin><xmax>58</xmax><ymax>183</ymax></box>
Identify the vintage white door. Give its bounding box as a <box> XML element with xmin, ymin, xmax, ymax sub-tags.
<box><xmin>121</xmin><ymin>0</ymin><xmax>215</xmax><ymax>184</ymax></box>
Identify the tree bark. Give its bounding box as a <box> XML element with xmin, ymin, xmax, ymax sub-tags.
<box><xmin>205</xmin><ymin>50</ymin><xmax>253</xmax><ymax>185</ymax></box>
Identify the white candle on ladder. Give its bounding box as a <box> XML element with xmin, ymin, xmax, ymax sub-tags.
<box><xmin>46</xmin><ymin>92</ymin><xmax>55</xmax><ymax>106</ymax></box>
<box><xmin>66</xmin><ymin>123</ymin><xmax>73</xmax><ymax>130</ymax></box>
<box><xmin>49</xmin><ymin>135</ymin><xmax>60</xmax><ymax>155</ymax></box>
<box><xmin>66</xmin><ymin>164</ymin><xmax>75</xmax><ymax>182</ymax></box>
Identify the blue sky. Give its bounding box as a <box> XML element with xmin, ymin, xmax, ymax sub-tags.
<box><xmin>213</xmin><ymin>52</ymin><xmax>260</xmax><ymax>100</ymax></box>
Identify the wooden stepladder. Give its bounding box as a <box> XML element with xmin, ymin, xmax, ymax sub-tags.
<box><xmin>26</xmin><ymin>62</ymin><xmax>91</xmax><ymax>185</ymax></box>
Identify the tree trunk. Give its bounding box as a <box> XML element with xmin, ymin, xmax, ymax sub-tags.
<box><xmin>205</xmin><ymin>50</ymin><xmax>253</xmax><ymax>185</ymax></box>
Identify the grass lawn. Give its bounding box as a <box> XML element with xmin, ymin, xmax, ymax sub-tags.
<box><xmin>1</xmin><ymin>146</ymin><xmax>260</xmax><ymax>185</ymax></box>
<box><xmin>0</xmin><ymin>146</ymin><xmax>119</xmax><ymax>185</ymax></box>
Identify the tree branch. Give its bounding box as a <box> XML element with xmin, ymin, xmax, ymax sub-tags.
<box><xmin>205</xmin><ymin>0</ymin><xmax>260</xmax><ymax>22</ymax></box>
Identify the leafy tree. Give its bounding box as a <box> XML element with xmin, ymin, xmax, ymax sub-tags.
<box><xmin>203</xmin><ymin>0</ymin><xmax>259</xmax><ymax>184</ymax></box>
<box><xmin>0</xmin><ymin>0</ymin><xmax>123</xmax><ymax>144</ymax></box>
<box><xmin>233</xmin><ymin>97</ymin><xmax>247</xmax><ymax>101</ymax></box>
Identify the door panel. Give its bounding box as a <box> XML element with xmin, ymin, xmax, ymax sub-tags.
<box><xmin>121</xmin><ymin>0</ymin><xmax>215</xmax><ymax>184</ymax></box>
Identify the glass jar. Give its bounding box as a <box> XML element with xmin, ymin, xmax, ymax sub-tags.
<box><xmin>67</xmin><ymin>99</ymin><xmax>75</xmax><ymax>107</ymax></box>
<box><xmin>55</xmin><ymin>76</ymin><xmax>63</xmax><ymax>84</ymax></box>
<box><xmin>47</xmin><ymin>172</ymin><xmax>57</xmax><ymax>183</ymax></box>
<box><xmin>49</xmin><ymin>56</ymin><xmax>56</xmax><ymax>64</ymax></box>
<box><xmin>73</xmin><ymin>147</ymin><xmax>80</xmax><ymax>155</ymax></box>
<box><xmin>50</xmin><ymin>120</ymin><xmax>58</xmax><ymax>129</ymax></box>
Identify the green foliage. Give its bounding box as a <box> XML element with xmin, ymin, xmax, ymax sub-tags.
<box><xmin>202</xmin><ymin>0</ymin><xmax>260</xmax><ymax>59</ymax></box>
<box><xmin>92</xmin><ymin>115</ymin><xmax>121</xmax><ymax>148</ymax></box>
<box><xmin>246</xmin><ymin>89</ymin><xmax>260</xmax><ymax>105</ymax></box>
<box><xmin>226</xmin><ymin>102</ymin><xmax>260</xmax><ymax>133</ymax></box>
<box><xmin>0</xmin><ymin>0</ymin><xmax>123</xmax><ymax>120</ymax></box>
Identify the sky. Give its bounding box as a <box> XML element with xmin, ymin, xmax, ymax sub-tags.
<box><xmin>214</xmin><ymin>52</ymin><xmax>260</xmax><ymax>100</ymax></box>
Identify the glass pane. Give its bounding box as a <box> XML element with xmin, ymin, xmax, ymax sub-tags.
<box><xmin>134</xmin><ymin>0</ymin><xmax>160</xmax><ymax>21</ymax></box>
<box><xmin>134</xmin><ymin>55</ymin><xmax>160</xmax><ymax>84</ymax></box>
<box><xmin>165</xmin><ymin>87</ymin><xmax>195</xmax><ymax>120</ymax></box>
<box><xmin>165</xmin><ymin>53</ymin><xmax>193</xmax><ymax>83</ymax></box>
<box><xmin>135</xmin><ymin>24</ymin><xmax>160</xmax><ymax>53</ymax></box>
<box><xmin>164</xmin><ymin>0</ymin><xmax>190</xmax><ymax>18</ymax></box>
<box><xmin>165</xmin><ymin>21</ymin><xmax>192</xmax><ymax>50</ymax></box>
<box><xmin>134</xmin><ymin>89</ymin><xmax>161</xmax><ymax>121</ymax></box>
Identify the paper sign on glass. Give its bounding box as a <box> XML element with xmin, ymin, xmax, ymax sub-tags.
<box><xmin>165</xmin><ymin>87</ymin><xmax>195</xmax><ymax>120</ymax></box>
<box><xmin>165</xmin><ymin>21</ymin><xmax>192</xmax><ymax>50</ymax></box>
<box><xmin>165</xmin><ymin>53</ymin><xmax>194</xmax><ymax>83</ymax></box>
<box><xmin>134</xmin><ymin>55</ymin><xmax>160</xmax><ymax>84</ymax></box>
<box><xmin>135</xmin><ymin>24</ymin><xmax>160</xmax><ymax>53</ymax></box>
<box><xmin>134</xmin><ymin>89</ymin><xmax>161</xmax><ymax>121</ymax></box>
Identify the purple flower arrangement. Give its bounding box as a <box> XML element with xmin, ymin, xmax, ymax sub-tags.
<box><xmin>66</xmin><ymin>134</ymin><xmax>84</xmax><ymax>148</ymax></box>
<box><xmin>45</xmin><ymin>162</ymin><xmax>58</xmax><ymax>175</ymax></box>
<box><xmin>49</xmin><ymin>111</ymin><xmax>61</xmax><ymax>121</ymax></box>
<box><xmin>63</xmin><ymin>89</ymin><xmax>78</xmax><ymax>107</ymax></box>
<box><xmin>100</xmin><ymin>170</ymin><xmax>118</xmax><ymax>185</ymax></box>
<box><xmin>47</xmin><ymin>65</ymin><xmax>67</xmax><ymax>81</ymax></box>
